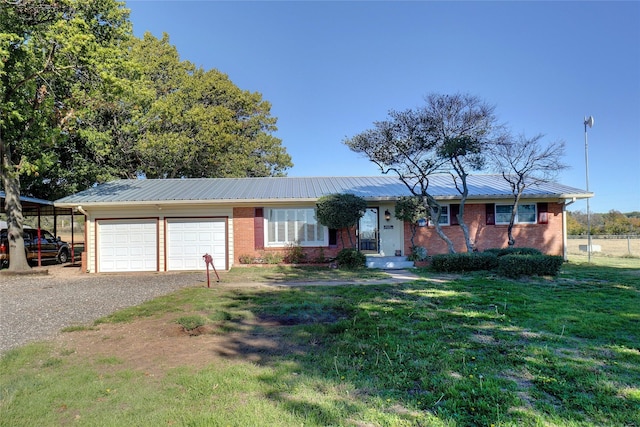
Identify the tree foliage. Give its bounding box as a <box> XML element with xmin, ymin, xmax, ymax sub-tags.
<box><xmin>424</xmin><ymin>93</ymin><xmax>503</xmax><ymax>252</ymax></box>
<box><xmin>316</xmin><ymin>193</ymin><xmax>367</xmax><ymax>248</ymax></box>
<box><xmin>1</xmin><ymin>2</ymin><xmax>292</xmax><ymax>272</ymax></box>
<box><xmin>344</xmin><ymin>92</ymin><xmax>502</xmax><ymax>253</ymax></box>
<box><xmin>132</xmin><ymin>33</ymin><xmax>292</xmax><ymax>179</ymax></box>
<box><xmin>394</xmin><ymin>196</ymin><xmax>427</xmax><ymax>247</ymax></box>
<box><xmin>568</xmin><ymin>210</ymin><xmax>640</xmax><ymax>235</ymax></box>
<box><xmin>1</xmin><ymin>0</ymin><xmax>132</xmax><ymax>270</ymax></box>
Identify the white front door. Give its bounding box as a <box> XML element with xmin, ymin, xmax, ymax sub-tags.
<box><xmin>166</xmin><ymin>219</ymin><xmax>226</xmax><ymax>271</ymax></box>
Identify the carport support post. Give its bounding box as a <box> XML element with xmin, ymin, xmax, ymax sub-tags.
<box><xmin>70</xmin><ymin>209</ymin><xmax>75</xmax><ymax>266</ymax></box>
<box><xmin>37</xmin><ymin>206</ymin><xmax>42</xmax><ymax>267</ymax></box>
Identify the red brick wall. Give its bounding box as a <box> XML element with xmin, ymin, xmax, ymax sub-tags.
<box><xmin>234</xmin><ymin>203</ymin><xmax>564</xmax><ymax>265</ymax></box>
<box><xmin>233</xmin><ymin>207</ymin><xmax>256</xmax><ymax>262</ymax></box>
<box><xmin>404</xmin><ymin>202</ymin><xmax>564</xmax><ymax>256</ymax></box>
<box><xmin>232</xmin><ymin>207</ymin><xmax>347</xmax><ymax>264</ymax></box>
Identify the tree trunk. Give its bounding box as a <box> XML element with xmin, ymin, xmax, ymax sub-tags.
<box><xmin>507</xmin><ymin>192</ymin><xmax>523</xmax><ymax>247</ymax></box>
<box><xmin>1</xmin><ymin>140</ymin><xmax>31</xmax><ymax>271</ymax></box>
<box><xmin>457</xmin><ymin>189</ymin><xmax>474</xmax><ymax>252</ymax></box>
<box><xmin>424</xmin><ymin>195</ymin><xmax>456</xmax><ymax>254</ymax></box>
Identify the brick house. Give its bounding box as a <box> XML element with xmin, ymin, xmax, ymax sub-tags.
<box><xmin>54</xmin><ymin>175</ymin><xmax>591</xmax><ymax>273</ymax></box>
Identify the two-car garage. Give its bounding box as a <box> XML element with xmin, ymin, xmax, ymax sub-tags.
<box><xmin>97</xmin><ymin>218</ymin><xmax>227</xmax><ymax>273</ymax></box>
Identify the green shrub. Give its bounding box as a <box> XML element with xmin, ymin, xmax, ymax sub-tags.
<box><xmin>497</xmin><ymin>254</ymin><xmax>564</xmax><ymax>278</ymax></box>
<box><xmin>407</xmin><ymin>245</ymin><xmax>428</xmax><ymax>261</ymax></box>
<box><xmin>176</xmin><ymin>315</ymin><xmax>206</xmax><ymax>331</ymax></box>
<box><xmin>483</xmin><ymin>247</ymin><xmax>543</xmax><ymax>257</ymax></box>
<box><xmin>431</xmin><ymin>252</ymin><xmax>498</xmax><ymax>272</ymax></box>
<box><xmin>336</xmin><ymin>248</ymin><xmax>366</xmax><ymax>269</ymax></box>
<box><xmin>262</xmin><ymin>251</ymin><xmax>284</xmax><ymax>264</ymax></box>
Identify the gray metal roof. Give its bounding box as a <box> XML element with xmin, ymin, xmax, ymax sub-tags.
<box><xmin>54</xmin><ymin>175</ymin><xmax>592</xmax><ymax>206</ymax></box>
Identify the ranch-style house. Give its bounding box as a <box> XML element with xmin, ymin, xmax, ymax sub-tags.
<box><xmin>54</xmin><ymin>175</ymin><xmax>592</xmax><ymax>273</ymax></box>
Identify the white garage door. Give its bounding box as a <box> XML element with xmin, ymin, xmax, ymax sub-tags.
<box><xmin>166</xmin><ymin>219</ymin><xmax>226</xmax><ymax>271</ymax></box>
<box><xmin>98</xmin><ymin>220</ymin><xmax>158</xmax><ymax>272</ymax></box>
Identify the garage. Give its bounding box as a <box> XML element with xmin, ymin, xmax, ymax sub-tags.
<box><xmin>98</xmin><ymin>219</ymin><xmax>158</xmax><ymax>272</ymax></box>
<box><xmin>166</xmin><ymin>218</ymin><xmax>226</xmax><ymax>271</ymax></box>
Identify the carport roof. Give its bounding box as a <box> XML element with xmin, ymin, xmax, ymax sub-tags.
<box><xmin>54</xmin><ymin>175</ymin><xmax>592</xmax><ymax>207</ymax></box>
<box><xmin>1</xmin><ymin>191</ymin><xmax>73</xmax><ymax>216</ymax></box>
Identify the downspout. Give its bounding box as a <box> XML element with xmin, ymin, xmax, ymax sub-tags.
<box><xmin>562</xmin><ymin>198</ymin><xmax>576</xmax><ymax>261</ymax></box>
<box><xmin>76</xmin><ymin>206</ymin><xmax>88</xmax><ymax>216</ymax></box>
<box><xmin>76</xmin><ymin>206</ymin><xmax>89</xmax><ymax>272</ymax></box>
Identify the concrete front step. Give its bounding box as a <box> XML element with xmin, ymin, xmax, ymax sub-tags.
<box><xmin>365</xmin><ymin>256</ymin><xmax>415</xmax><ymax>270</ymax></box>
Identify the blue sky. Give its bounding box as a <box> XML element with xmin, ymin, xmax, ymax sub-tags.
<box><xmin>126</xmin><ymin>1</ymin><xmax>640</xmax><ymax>214</ymax></box>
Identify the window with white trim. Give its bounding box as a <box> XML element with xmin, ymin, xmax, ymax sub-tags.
<box><xmin>266</xmin><ymin>208</ymin><xmax>327</xmax><ymax>246</ymax></box>
<box><xmin>495</xmin><ymin>204</ymin><xmax>537</xmax><ymax>224</ymax></box>
<box><xmin>428</xmin><ymin>205</ymin><xmax>450</xmax><ymax>226</ymax></box>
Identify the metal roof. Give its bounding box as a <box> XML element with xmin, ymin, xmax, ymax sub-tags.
<box><xmin>1</xmin><ymin>191</ymin><xmax>73</xmax><ymax>216</ymax></box>
<box><xmin>54</xmin><ymin>175</ymin><xmax>592</xmax><ymax>206</ymax></box>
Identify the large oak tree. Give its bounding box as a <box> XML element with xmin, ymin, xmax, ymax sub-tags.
<box><xmin>132</xmin><ymin>33</ymin><xmax>292</xmax><ymax>179</ymax></box>
<box><xmin>1</xmin><ymin>0</ymin><xmax>132</xmax><ymax>271</ymax></box>
<box><xmin>1</xmin><ymin>3</ymin><xmax>292</xmax><ymax>272</ymax></box>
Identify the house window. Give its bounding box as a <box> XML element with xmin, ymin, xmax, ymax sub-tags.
<box><xmin>266</xmin><ymin>208</ymin><xmax>327</xmax><ymax>247</ymax></box>
<box><xmin>495</xmin><ymin>204</ymin><xmax>537</xmax><ymax>225</ymax></box>
<box><xmin>428</xmin><ymin>205</ymin><xmax>450</xmax><ymax>226</ymax></box>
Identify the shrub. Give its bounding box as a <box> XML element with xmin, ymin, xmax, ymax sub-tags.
<box><xmin>262</xmin><ymin>251</ymin><xmax>284</xmax><ymax>264</ymax></box>
<box><xmin>483</xmin><ymin>247</ymin><xmax>543</xmax><ymax>257</ymax></box>
<box><xmin>176</xmin><ymin>315</ymin><xmax>206</xmax><ymax>331</ymax></box>
<box><xmin>497</xmin><ymin>255</ymin><xmax>564</xmax><ymax>278</ymax></box>
<box><xmin>313</xmin><ymin>247</ymin><xmax>328</xmax><ymax>264</ymax></box>
<box><xmin>336</xmin><ymin>248</ymin><xmax>366</xmax><ymax>269</ymax></box>
<box><xmin>284</xmin><ymin>241</ymin><xmax>307</xmax><ymax>264</ymax></box>
<box><xmin>431</xmin><ymin>252</ymin><xmax>498</xmax><ymax>272</ymax></box>
<box><xmin>407</xmin><ymin>245</ymin><xmax>428</xmax><ymax>261</ymax></box>
<box><xmin>238</xmin><ymin>254</ymin><xmax>255</xmax><ymax>264</ymax></box>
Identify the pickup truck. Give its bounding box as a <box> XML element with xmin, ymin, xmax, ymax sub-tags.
<box><xmin>0</xmin><ymin>227</ymin><xmax>70</xmax><ymax>268</ymax></box>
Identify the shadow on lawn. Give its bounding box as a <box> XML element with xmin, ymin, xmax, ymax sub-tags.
<box><xmin>208</xmin><ymin>269</ymin><xmax>639</xmax><ymax>426</ymax></box>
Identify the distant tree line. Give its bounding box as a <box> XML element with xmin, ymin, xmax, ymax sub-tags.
<box><xmin>567</xmin><ymin>210</ymin><xmax>640</xmax><ymax>235</ymax></box>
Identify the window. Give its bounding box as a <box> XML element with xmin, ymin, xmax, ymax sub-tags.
<box><xmin>427</xmin><ymin>205</ymin><xmax>450</xmax><ymax>226</ymax></box>
<box><xmin>266</xmin><ymin>208</ymin><xmax>327</xmax><ymax>246</ymax></box>
<box><xmin>495</xmin><ymin>204</ymin><xmax>537</xmax><ymax>225</ymax></box>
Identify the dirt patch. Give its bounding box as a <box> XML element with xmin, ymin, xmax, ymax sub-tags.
<box><xmin>53</xmin><ymin>314</ymin><xmax>298</xmax><ymax>377</ymax></box>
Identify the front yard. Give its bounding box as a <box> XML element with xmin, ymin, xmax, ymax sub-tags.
<box><xmin>1</xmin><ymin>260</ymin><xmax>638</xmax><ymax>426</ymax></box>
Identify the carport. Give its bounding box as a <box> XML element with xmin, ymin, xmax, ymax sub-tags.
<box><xmin>0</xmin><ymin>191</ymin><xmax>81</xmax><ymax>266</ymax></box>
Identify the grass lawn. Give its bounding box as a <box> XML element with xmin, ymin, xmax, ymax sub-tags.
<box><xmin>1</xmin><ymin>260</ymin><xmax>638</xmax><ymax>426</ymax></box>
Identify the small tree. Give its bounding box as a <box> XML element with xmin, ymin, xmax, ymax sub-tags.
<box><xmin>490</xmin><ymin>133</ymin><xmax>568</xmax><ymax>246</ymax></box>
<box><xmin>316</xmin><ymin>193</ymin><xmax>367</xmax><ymax>248</ymax></box>
<box><xmin>394</xmin><ymin>196</ymin><xmax>427</xmax><ymax>248</ymax></box>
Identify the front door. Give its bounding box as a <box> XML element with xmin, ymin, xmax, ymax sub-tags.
<box><xmin>358</xmin><ymin>208</ymin><xmax>379</xmax><ymax>254</ymax></box>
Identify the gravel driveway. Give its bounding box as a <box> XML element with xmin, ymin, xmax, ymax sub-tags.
<box><xmin>0</xmin><ymin>264</ymin><xmax>204</xmax><ymax>354</ymax></box>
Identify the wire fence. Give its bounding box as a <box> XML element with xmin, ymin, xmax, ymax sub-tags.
<box><xmin>567</xmin><ymin>236</ymin><xmax>639</xmax><ymax>258</ymax></box>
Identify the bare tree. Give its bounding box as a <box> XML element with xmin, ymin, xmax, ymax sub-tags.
<box><xmin>490</xmin><ymin>133</ymin><xmax>568</xmax><ymax>246</ymax></box>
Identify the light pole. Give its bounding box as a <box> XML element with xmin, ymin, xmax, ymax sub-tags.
<box><xmin>584</xmin><ymin>116</ymin><xmax>594</xmax><ymax>263</ymax></box>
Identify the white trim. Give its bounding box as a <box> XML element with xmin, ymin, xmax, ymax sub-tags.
<box><xmin>495</xmin><ymin>203</ymin><xmax>537</xmax><ymax>225</ymax></box>
<box><xmin>264</xmin><ymin>207</ymin><xmax>328</xmax><ymax>247</ymax></box>
<box><xmin>427</xmin><ymin>204</ymin><xmax>450</xmax><ymax>226</ymax></box>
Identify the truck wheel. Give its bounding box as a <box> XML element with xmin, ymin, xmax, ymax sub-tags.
<box><xmin>58</xmin><ymin>250</ymin><xmax>69</xmax><ymax>264</ymax></box>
